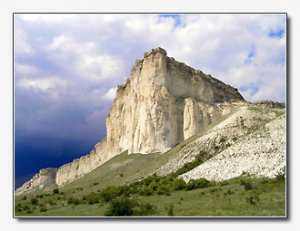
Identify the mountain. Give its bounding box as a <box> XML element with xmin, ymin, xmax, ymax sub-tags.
<box><xmin>15</xmin><ymin>48</ymin><xmax>285</xmax><ymax>199</ymax></box>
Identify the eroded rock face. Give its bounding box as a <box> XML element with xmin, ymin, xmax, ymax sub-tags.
<box><xmin>16</xmin><ymin>168</ymin><xmax>57</xmax><ymax>196</ymax></box>
<box><xmin>106</xmin><ymin>47</ymin><xmax>244</xmax><ymax>154</ymax></box>
<box><xmin>55</xmin><ymin>138</ymin><xmax>115</xmax><ymax>186</ymax></box>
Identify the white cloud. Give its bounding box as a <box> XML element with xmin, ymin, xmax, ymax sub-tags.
<box><xmin>48</xmin><ymin>34</ymin><xmax>124</xmax><ymax>81</ymax></box>
<box><xmin>16</xmin><ymin>14</ymin><xmax>286</xmax><ymax>103</ymax></box>
<box><xmin>18</xmin><ymin>76</ymin><xmax>68</xmax><ymax>92</ymax></box>
<box><xmin>15</xmin><ymin>63</ymin><xmax>39</xmax><ymax>77</ymax></box>
<box><xmin>14</xmin><ymin>26</ymin><xmax>33</xmax><ymax>55</ymax></box>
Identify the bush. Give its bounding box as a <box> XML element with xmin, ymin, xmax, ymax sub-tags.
<box><xmin>186</xmin><ymin>178</ymin><xmax>210</xmax><ymax>190</ymax></box>
<box><xmin>30</xmin><ymin>198</ymin><xmax>38</xmax><ymax>205</ymax></box>
<box><xmin>240</xmin><ymin>179</ymin><xmax>254</xmax><ymax>190</ymax></box>
<box><xmin>23</xmin><ymin>205</ymin><xmax>30</xmax><ymax>211</ymax></box>
<box><xmin>22</xmin><ymin>196</ymin><xmax>27</xmax><ymax>200</ymax></box>
<box><xmin>16</xmin><ymin>203</ymin><xmax>23</xmax><ymax>212</ymax></box>
<box><xmin>40</xmin><ymin>205</ymin><xmax>48</xmax><ymax>212</ymax></box>
<box><xmin>100</xmin><ymin>186</ymin><xmax>121</xmax><ymax>202</ymax></box>
<box><xmin>246</xmin><ymin>193</ymin><xmax>260</xmax><ymax>205</ymax></box>
<box><xmin>157</xmin><ymin>184</ymin><xmax>171</xmax><ymax>195</ymax></box>
<box><xmin>67</xmin><ymin>197</ymin><xmax>80</xmax><ymax>205</ymax></box>
<box><xmin>47</xmin><ymin>199</ymin><xmax>57</xmax><ymax>206</ymax></box>
<box><xmin>105</xmin><ymin>197</ymin><xmax>136</xmax><ymax>216</ymax></box>
<box><xmin>275</xmin><ymin>173</ymin><xmax>285</xmax><ymax>182</ymax></box>
<box><xmin>105</xmin><ymin>197</ymin><xmax>156</xmax><ymax>216</ymax></box>
<box><xmin>173</xmin><ymin>178</ymin><xmax>186</xmax><ymax>190</ymax></box>
<box><xmin>85</xmin><ymin>192</ymin><xmax>101</xmax><ymax>204</ymax></box>
<box><xmin>139</xmin><ymin>185</ymin><xmax>154</xmax><ymax>196</ymax></box>
<box><xmin>53</xmin><ymin>188</ymin><xmax>59</xmax><ymax>194</ymax></box>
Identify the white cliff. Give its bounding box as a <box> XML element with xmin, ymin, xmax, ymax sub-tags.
<box><xmin>16</xmin><ymin>47</ymin><xmax>245</xmax><ymax>192</ymax></box>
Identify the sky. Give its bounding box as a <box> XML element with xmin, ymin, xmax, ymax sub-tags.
<box><xmin>14</xmin><ymin>13</ymin><xmax>286</xmax><ymax>187</ymax></box>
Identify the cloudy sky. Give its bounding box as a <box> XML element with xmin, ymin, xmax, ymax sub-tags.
<box><xmin>14</xmin><ymin>13</ymin><xmax>286</xmax><ymax>187</ymax></box>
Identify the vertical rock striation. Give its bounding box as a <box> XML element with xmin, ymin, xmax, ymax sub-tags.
<box><xmin>106</xmin><ymin>47</ymin><xmax>244</xmax><ymax>154</ymax></box>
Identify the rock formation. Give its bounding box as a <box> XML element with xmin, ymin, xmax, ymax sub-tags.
<box><xmin>16</xmin><ymin>168</ymin><xmax>57</xmax><ymax>195</ymax></box>
<box><xmin>106</xmin><ymin>47</ymin><xmax>244</xmax><ymax>155</ymax></box>
<box><xmin>16</xmin><ymin>47</ymin><xmax>245</xmax><ymax>192</ymax></box>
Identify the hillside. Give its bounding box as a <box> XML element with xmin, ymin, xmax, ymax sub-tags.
<box><xmin>15</xmin><ymin>103</ymin><xmax>286</xmax><ymax>217</ymax></box>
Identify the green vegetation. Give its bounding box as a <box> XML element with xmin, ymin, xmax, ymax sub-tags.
<box><xmin>105</xmin><ymin>197</ymin><xmax>156</xmax><ymax>216</ymax></box>
<box><xmin>15</xmin><ymin>175</ymin><xmax>285</xmax><ymax>216</ymax></box>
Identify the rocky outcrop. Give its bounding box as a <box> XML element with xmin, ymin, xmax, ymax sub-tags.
<box><xmin>16</xmin><ymin>168</ymin><xmax>57</xmax><ymax>196</ymax></box>
<box><xmin>16</xmin><ymin>47</ymin><xmax>245</xmax><ymax>192</ymax></box>
<box><xmin>106</xmin><ymin>47</ymin><xmax>244</xmax><ymax>155</ymax></box>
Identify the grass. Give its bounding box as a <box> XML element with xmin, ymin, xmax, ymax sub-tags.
<box><xmin>15</xmin><ymin>175</ymin><xmax>285</xmax><ymax>217</ymax></box>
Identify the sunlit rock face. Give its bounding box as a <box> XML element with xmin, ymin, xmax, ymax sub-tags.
<box><xmin>106</xmin><ymin>47</ymin><xmax>244</xmax><ymax>154</ymax></box>
<box><xmin>16</xmin><ymin>168</ymin><xmax>57</xmax><ymax>195</ymax></box>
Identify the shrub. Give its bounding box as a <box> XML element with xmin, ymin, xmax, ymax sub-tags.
<box><xmin>67</xmin><ymin>197</ymin><xmax>80</xmax><ymax>205</ymax></box>
<box><xmin>139</xmin><ymin>186</ymin><xmax>154</xmax><ymax>196</ymax></box>
<box><xmin>93</xmin><ymin>182</ymin><xmax>99</xmax><ymax>186</ymax></box>
<box><xmin>149</xmin><ymin>181</ymin><xmax>159</xmax><ymax>192</ymax></box>
<box><xmin>23</xmin><ymin>205</ymin><xmax>30</xmax><ymax>211</ymax></box>
<box><xmin>22</xmin><ymin>196</ymin><xmax>27</xmax><ymax>200</ymax></box>
<box><xmin>40</xmin><ymin>205</ymin><xmax>48</xmax><ymax>212</ymax></box>
<box><xmin>47</xmin><ymin>199</ymin><xmax>56</xmax><ymax>206</ymax></box>
<box><xmin>275</xmin><ymin>173</ymin><xmax>285</xmax><ymax>182</ymax></box>
<box><xmin>246</xmin><ymin>193</ymin><xmax>260</xmax><ymax>205</ymax></box>
<box><xmin>16</xmin><ymin>204</ymin><xmax>23</xmax><ymax>212</ymax></box>
<box><xmin>53</xmin><ymin>188</ymin><xmax>59</xmax><ymax>194</ymax></box>
<box><xmin>105</xmin><ymin>197</ymin><xmax>156</xmax><ymax>216</ymax></box>
<box><xmin>240</xmin><ymin>179</ymin><xmax>254</xmax><ymax>190</ymax></box>
<box><xmin>105</xmin><ymin>197</ymin><xmax>136</xmax><ymax>216</ymax></box>
<box><xmin>186</xmin><ymin>178</ymin><xmax>210</xmax><ymax>190</ymax></box>
<box><xmin>157</xmin><ymin>184</ymin><xmax>171</xmax><ymax>195</ymax></box>
<box><xmin>30</xmin><ymin>198</ymin><xmax>38</xmax><ymax>205</ymax></box>
<box><xmin>85</xmin><ymin>192</ymin><xmax>100</xmax><ymax>204</ymax></box>
<box><xmin>224</xmin><ymin>189</ymin><xmax>234</xmax><ymax>196</ymax></box>
<box><xmin>173</xmin><ymin>153</ymin><xmax>206</xmax><ymax>176</ymax></box>
<box><xmin>173</xmin><ymin>178</ymin><xmax>186</xmax><ymax>190</ymax></box>
<box><xmin>100</xmin><ymin>186</ymin><xmax>121</xmax><ymax>202</ymax></box>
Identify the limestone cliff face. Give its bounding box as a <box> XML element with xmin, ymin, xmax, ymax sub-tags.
<box><xmin>16</xmin><ymin>47</ymin><xmax>244</xmax><ymax>192</ymax></box>
<box><xmin>106</xmin><ymin>47</ymin><xmax>244</xmax><ymax>154</ymax></box>
<box><xmin>55</xmin><ymin>138</ymin><xmax>112</xmax><ymax>186</ymax></box>
<box><xmin>16</xmin><ymin>168</ymin><xmax>57</xmax><ymax>195</ymax></box>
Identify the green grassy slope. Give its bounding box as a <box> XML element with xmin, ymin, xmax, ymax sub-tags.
<box><xmin>15</xmin><ymin>176</ymin><xmax>285</xmax><ymax>217</ymax></box>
